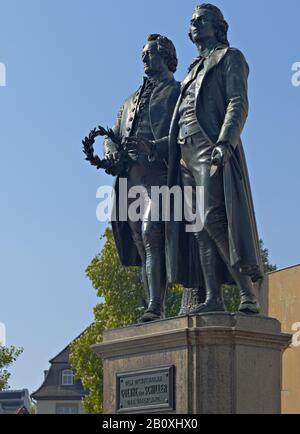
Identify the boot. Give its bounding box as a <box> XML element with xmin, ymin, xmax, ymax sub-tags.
<box><xmin>134</xmin><ymin>240</ymin><xmax>150</xmax><ymax>308</ymax></box>
<box><xmin>212</xmin><ymin>231</ymin><xmax>260</xmax><ymax>314</ymax></box>
<box><xmin>140</xmin><ymin>293</ymin><xmax>166</xmax><ymax>322</ymax></box>
<box><xmin>189</xmin><ymin>232</ymin><xmax>225</xmax><ymax>315</ymax></box>
<box><xmin>238</xmin><ymin>282</ymin><xmax>260</xmax><ymax>314</ymax></box>
<box><xmin>139</xmin><ymin>246</ymin><xmax>167</xmax><ymax>323</ymax></box>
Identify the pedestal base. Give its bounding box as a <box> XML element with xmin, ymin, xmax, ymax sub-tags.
<box><xmin>92</xmin><ymin>313</ymin><xmax>291</xmax><ymax>414</ymax></box>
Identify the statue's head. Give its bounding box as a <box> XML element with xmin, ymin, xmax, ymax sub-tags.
<box><xmin>189</xmin><ymin>4</ymin><xmax>229</xmax><ymax>46</ymax></box>
<box><xmin>142</xmin><ymin>34</ymin><xmax>178</xmax><ymax>78</ymax></box>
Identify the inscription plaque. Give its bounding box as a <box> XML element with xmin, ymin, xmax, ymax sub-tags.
<box><xmin>117</xmin><ymin>366</ymin><xmax>175</xmax><ymax>413</ymax></box>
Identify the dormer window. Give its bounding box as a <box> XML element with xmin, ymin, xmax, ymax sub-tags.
<box><xmin>62</xmin><ymin>369</ymin><xmax>74</xmax><ymax>386</ymax></box>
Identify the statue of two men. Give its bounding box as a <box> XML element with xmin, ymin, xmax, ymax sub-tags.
<box><xmin>101</xmin><ymin>3</ymin><xmax>263</xmax><ymax>322</ymax></box>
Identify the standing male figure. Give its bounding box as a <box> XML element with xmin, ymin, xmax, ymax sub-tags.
<box><xmin>104</xmin><ymin>34</ymin><xmax>180</xmax><ymax>322</ymax></box>
<box><xmin>166</xmin><ymin>4</ymin><xmax>263</xmax><ymax>314</ymax></box>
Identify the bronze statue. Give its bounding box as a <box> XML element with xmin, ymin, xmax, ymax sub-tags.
<box><xmin>102</xmin><ymin>34</ymin><xmax>180</xmax><ymax>322</ymax></box>
<box><xmin>166</xmin><ymin>4</ymin><xmax>263</xmax><ymax>315</ymax></box>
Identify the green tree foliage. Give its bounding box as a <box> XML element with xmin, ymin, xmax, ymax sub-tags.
<box><xmin>0</xmin><ymin>346</ymin><xmax>23</xmax><ymax>391</ymax></box>
<box><xmin>260</xmin><ymin>240</ymin><xmax>277</xmax><ymax>273</ymax></box>
<box><xmin>70</xmin><ymin>228</ymin><xmax>182</xmax><ymax>413</ymax></box>
<box><xmin>70</xmin><ymin>229</ymin><xmax>276</xmax><ymax>412</ymax></box>
<box><xmin>70</xmin><ymin>228</ymin><xmax>144</xmax><ymax>413</ymax></box>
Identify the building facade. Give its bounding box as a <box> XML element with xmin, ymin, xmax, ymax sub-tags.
<box><xmin>31</xmin><ymin>344</ymin><xmax>88</xmax><ymax>414</ymax></box>
<box><xmin>0</xmin><ymin>389</ymin><xmax>31</xmax><ymax>414</ymax></box>
<box><xmin>263</xmin><ymin>264</ymin><xmax>300</xmax><ymax>414</ymax></box>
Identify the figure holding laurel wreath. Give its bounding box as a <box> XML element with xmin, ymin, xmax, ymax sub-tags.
<box><xmin>85</xmin><ymin>34</ymin><xmax>180</xmax><ymax>322</ymax></box>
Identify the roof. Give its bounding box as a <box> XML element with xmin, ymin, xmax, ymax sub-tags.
<box><xmin>31</xmin><ymin>344</ymin><xmax>88</xmax><ymax>400</ymax></box>
<box><xmin>16</xmin><ymin>406</ymin><xmax>30</xmax><ymax>414</ymax></box>
<box><xmin>49</xmin><ymin>326</ymin><xmax>92</xmax><ymax>364</ymax></box>
<box><xmin>267</xmin><ymin>263</ymin><xmax>300</xmax><ymax>275</ymax></box>
<box><xmin>31</xmin><ymin>332</ymin><xmax>90</xmax><ymax>401</ymax></box>
<box><xmin>49</xmin><ymin>345</ymin><xmax>69</xmax><ymax>364</ymax></box>
<box><xmin>0</xmin><ymin>390</ymin><xmax>30</xmax><ymax>414</ymax></box>
<box><xmin>0</xmin><ymin>390</ymin><xmax>29</xmax><ymax>400</ymax></box>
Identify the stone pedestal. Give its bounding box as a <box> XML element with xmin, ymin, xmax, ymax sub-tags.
<box><xmin>92</xmin><ymin>313</ymin><xmax>291</xmax><ymax>414</ymax></box>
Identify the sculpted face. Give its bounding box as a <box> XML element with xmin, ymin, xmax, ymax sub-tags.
<box><xmin>142</xmin><ymin>40</ymin><xmax>167</xmax><ymax>77</ymax></box>
<box><xmin>190</xmin><ymin>9</ymin><xmax>216</xmax><ymax>44</ymax></box>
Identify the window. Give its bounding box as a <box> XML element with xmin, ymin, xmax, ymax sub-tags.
<box><xmin>56</xmin><ymin>404</ymin><xmax>78</xmax><ymax>414</ymax></box>
<box><xmin>61</xmin><ymin>369</ymin><xmax>74</xmax><ymax>386</ymax></box>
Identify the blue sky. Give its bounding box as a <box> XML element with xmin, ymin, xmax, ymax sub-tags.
<box><xmin>0</xmin><ymin>0</ymin><xmax>299</xmax><ymax>394</ymax></box>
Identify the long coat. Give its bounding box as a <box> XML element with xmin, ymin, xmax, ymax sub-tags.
<box><xmin>166</xmin><ymin>46</ymin><xmax>264</xmax><ymax>287</ymax></box>
<box><xmin>104</xmin><ymin>77</ymin><xmax>181</xmax><ymax>266</ymax></box>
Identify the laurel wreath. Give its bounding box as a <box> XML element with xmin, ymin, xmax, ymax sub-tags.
<box><xmin>82</xmin><ymin>126</ymin><xmax>125</xmax><ymax>175</ymax></box>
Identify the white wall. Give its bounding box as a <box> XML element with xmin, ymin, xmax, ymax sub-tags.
<box><xmin>36</xmin><ymin>400</ymin><xmax>84</xmax><ymax>414</ymax></box>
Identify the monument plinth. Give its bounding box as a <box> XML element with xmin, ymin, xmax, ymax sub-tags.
<box><xmin>92</xmin><ymin>313</ymin><xmax>291</xmax><ymax>414</ymax></box>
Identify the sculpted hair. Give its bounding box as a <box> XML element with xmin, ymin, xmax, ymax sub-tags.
<box><xmin>147</xmin><ymin>34</ymin><xmax>178</xmax><ymax>73</ymax></box>
<box><xmin>189</xmin><ymin>3</ymin><xmax>230</xmax><ymax>46</ymax></box>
